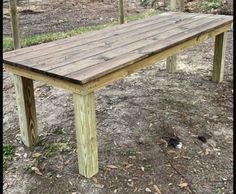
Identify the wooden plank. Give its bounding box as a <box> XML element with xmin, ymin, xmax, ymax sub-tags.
<box><xmin>3</xmin><ymin>22</ymin><xmax>231</xmax><ymax>95</ymax></box>
<box><xmin>9</xmin><ymin>0</ymin><xmax>20</xmax><ymax>49</ymax></box>
<box><xmin>166</xmin><ymin>55</ymin><xmax>177</xmax><ymax>73</ymax></box>
<box><xmin>179</xmin><ymin>0</ymin><xmax>185</xmax><ymax>11</ymax></box>
<box><xmin>5</xmin><ymin>13</ymin><xmax>185</xmax><ymax>63</ymax></box>
<box><xmin>3</xmin><ymin>12</ymin><xmax>178</xmax><ymax>59</ymax></box>
<box><xmin>119</xmin><ymin>0</ymin><xmax>124</xmax><ymax>24</ymax></box>
<box><xmin>83</xmin><ymin>23</ymin><xmax>232</xmax><ymax>92</ymax></box>
<box><xmin>22</xmin><ymin>14</ymin><xmax>192</xmax><ymax>66</ymax></box>
<box><xmin>13</xmin><ymin>75</ymin><xmax>38</xmax><ymax>147</ymax></box>
<box><xmin>4</xmin><ymin>13</ymin><xmax>230</xmax><ymax>61</ymax></box>
<box><xmin>67</xmin><ymin>20</ymin><xmax>232</xmax><ymax>82</ymax></box>
<box><xmin>168</xmin><ymin>0</ymin><xmax>177</xmax><ymax>73</ymax></box>
<box><xmin>212</xmin><ymin>32</ymin><xmax>227</xmax><ymax>83</ymax></box>
<box><xmin>73</xmin><ymin>92</ymin><xmax>98</xmax><ymax>178</ymax></box>
<box><xmin>170</xmin><ymin>0</ymin><xmax>176</xmax><ymax>11</ymax></box>
<box><xmin>4</xmin><ymin>64</ymin><xmax>88</xmax><ymax>94</ymax></box>
<box><xmin>42</xmin><ymin>14</ymin><xmax>206</xmax><ymax>74</ymax></box>
<box><xmin>36</xmin><ymin>15</ymin><xmax>216</xmax><ymax>75</ymax></box>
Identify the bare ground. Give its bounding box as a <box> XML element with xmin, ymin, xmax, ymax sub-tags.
<box><xmin>3</xmin><ymin>0</ymin><xmax>233</xmax><ymax>194</ymax></box>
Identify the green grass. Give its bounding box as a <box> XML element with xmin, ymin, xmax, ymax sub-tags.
<box><xmin>3</xmin><ymin>144</ymin><xmax>15</xmax><ymax>169</ymax></box>
<box><xmin>3</xmin><ymin>10</ymin><xmax>161</xmax><ymax>52</ymax></box>
<box><xmin>199</xmin><ymin>0</ymin><xmax>223</xmax><ymax>11</ymax></box>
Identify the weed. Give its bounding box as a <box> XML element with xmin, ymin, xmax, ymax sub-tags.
<box><xmin>199</xmin><ymin>0</ymin><xmax>223</xmax><ymax>11</ymax></box>
<box><xmin>45</xmin><ymin>144</ymin><xmax>59</xmax><ymax>157</ymax></box>
<box><xmin>3</xmin><ymin>144</ymin><xmax>15</xmax><ymax>169</ymax></box>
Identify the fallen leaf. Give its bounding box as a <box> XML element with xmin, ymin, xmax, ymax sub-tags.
<box><xmin>145</xmin><ymin>187</ymin><xmax>152</xmax><ymax>192</ymax></box>
<box><xmin>106</xmin><ymin>165</ymin><xmax>118</xmax><ymax>169</ymax></box>
<box><xmin>178</xmin><ymin>182</ymin><xmax>188</xmax><ymax>188</ymax></box>
<box><xmin>54</xmin><ymin>143</ymin><xmax>71</xmax><ymax>152</ymax></box>
<box><xmin>31</xmin><ymin>167</ymin><xmax>43</xmax><ymax>176</ymax></box>
<box><xmin>127</xmin><ymin>181</ymin><xmax>134</xmax><ymax>187</ymax></box>
<box><xmin>125</xmin><ymin>164</ymin><xmax>134</xmax><ymax>169</ymax></box>
<box><xmin>153</xmin><ymin>184</ymin><xmax>161</xmax><ymax>194</ymax></box>
<box><xmin>141</xmin><ymin>166</ymin><xmax>145</xmax><ymax>171</ymax></box>
<box><xmin>182</xmin><ymin>156</ymin><xmax>191</xmax><ymax>160</ymax></box>
<box><xmin>94</xmin><ymin>183</ymin><xmax>104</xmax><ymax>189</ymax></box>
<box><xmin>167</xmin><ymin>150</ymin><xmax>177</xmax><ymax>154</ymax></box>
<box><xmin>157</xmin><ymin>138</ymin><xmax>167</xmax><ymax>145</ymax></box>
<box><xmin>91</xmin><ymin>176</ymin><xmax>98</xmax><ymax>184</ymax></box>
<box><xmin>32</xmin><ymin>152</ymin><xmax>42</xmax><ymax>158</ymax></box>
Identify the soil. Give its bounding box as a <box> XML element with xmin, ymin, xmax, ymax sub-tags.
<box><xmin>3</xmin><ymin>0</ymin><xmax>233</xmax><ymax>194</ymax></box>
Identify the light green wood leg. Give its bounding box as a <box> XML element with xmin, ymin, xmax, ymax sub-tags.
<box><xmin>73</xmin><ymin>92</ymin><xmax>98</xmax><ymax>178</ymax></box>
<box><xmin>13</xmin><ymin>75</ymin><xmax>38</xmax><ymax>147</ymax></box>
<box><xmin>167</xmin><ymin>55</ymin><xmax>177</xmax><ymax>73</ymax></box>
<box><xmin>212</xmin><ymin>32</ymin><xmax>228</xmax><ymax>83</ymax></box>
<box><xmin>170</xmin><ymin>0</ymin><xmax>176</xmax><ymax>10</ymax></box>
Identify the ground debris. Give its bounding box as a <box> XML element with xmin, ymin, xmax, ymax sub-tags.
<box><xmin>153</xmin><ymin>184</ymin><xmax>161</xmax><ymax>194</ymax></box>
<box><xmin>106</xmin><ymin>164</ymin><xmax>118</xmax><ymax>169</ymax></box>
<box><xmin>31</xmin><ymin>166</ymin><xmax>43</xmax><ymax>176</ymax></box>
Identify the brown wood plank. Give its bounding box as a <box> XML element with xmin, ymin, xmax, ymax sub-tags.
<box><xmin>50</xmin><ymin>16</ymin><xmax>224</xmax><ymax>76</ymax></box>
<box><xmin>4</xmin><ymin>13</ymin><xmax>186</xmax><ymax>63</ymax></box>
<box><xmin>4</xmin><ymin>21</ymin><xmax>231</xmax><ymax>94</ymax></box>
<box><xmin>69</xmin><ymin>20</ymin><xmax>232</xmax><ymax>83</ymax></box>
<box><xmin>3</xmin><ymin>12</ymin><xmax>179</xmax><ymax>59</ymax></box>
<box><xmin>3</xmin><ymin>12</ymin><xmax>232</xmax><ymax>87</ymax></box>
<box><xmin>29</xmin><ymin>14</ymin><xmax>203</xmax><ymax>72</ymax></box>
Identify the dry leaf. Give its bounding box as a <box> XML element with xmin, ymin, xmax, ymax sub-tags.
<box><xmin>32</xmin><ymin>152</ymin><xmax>42</xmax><ymax>158</ymax></box>
<box><xmin>31</xmin><ymin>167</ymin><xmax>43</xmax><ymax>176</ymax></box>
<box><xmin>153</xmin><ymin>184</ymin><xmax>161</xmax><ymax>194</ymax></box>
<box><xmin>167</xmin><ymin>150</ymin><xmax>177</xmax><ymax>154</ymax></box>
<box><xmin>178</xmin><ymin>182</ymin><xmax>188</xmax><ymax>188</ymax></box>
<box><xmin>94</xmin><ymin>183</ymin><xmax>104</xmax><ymax>189</ymax></box>
<box><xmin>182</xmin><ymin>156</ymin><xmax>191</xmax><ymax>160</ymax></box>
<box><xmin>125</xmin><ymin>164</ymin><xmax>134</xmax><ymax>169</ymax></box>
<box><xmin>145</xmin><ymin>188</ymin><xmax>151</xmax><ymax>192</ymax></box>
<box><xmin>91</xmin><ymin>176</ymin><xmax>98</xmax><ymax>184</ymax></box>
<box><xmin>106</xmin><ymin>165</ymin><xmax>118</xmax><ymax>169</ymax></box>
<box><xmin>157</xmin><ymin>138</ymin><xmax>167</xmax><ymax>145</ymax></box>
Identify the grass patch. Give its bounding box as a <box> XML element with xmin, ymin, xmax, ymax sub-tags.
<box><xmin>3</xmin><ymin>10</ymin><xmax>161</xmax><ymax>52</ymax></box>
<box><xmin>3</xmin><ymin>144</ymin><xmax>15</xmax><ymax>169</ymax></box>
<box><xmin>199</xmin><ymin>0</ymin><xmax>223</xmax><ymax>11</ymax></box>
<box><xmin>44</xmin><ymin>144</ymin><xmax>59</xmax><ymax>157</ymax></box>
<box><xmin>44</xmin><ymin>143</ymin><xmax>71</xmax><ymax>157</ymax></box>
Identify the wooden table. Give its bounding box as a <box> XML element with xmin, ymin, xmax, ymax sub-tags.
<box><xmin>3</xmin><ymin>12</ymin><xmax>233</xmax><ymax>178</ymax></box>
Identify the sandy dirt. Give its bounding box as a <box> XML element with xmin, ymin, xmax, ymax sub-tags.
<box><xmin>3</xmin><ymin>0</ymin><xmax>233</xmax><ymax>194</ymax></box>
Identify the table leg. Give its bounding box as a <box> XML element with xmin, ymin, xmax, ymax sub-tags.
<box><xmin>212</xmin><ymin>32</ymin><xmax>228</xmax><ymax>83</ymax></box>
<box><xmin>73</xmin><ymin>92</ymin><xmax>98</xmax><ymax>178</ymax></box>
<box><xmin>166</xmin><ymin>55</ymin><xmax>177</xmax><ymax>73</ymax></box>
<box><xmin>13</xmin><ymin>75</ymin><xmax>38</xmax><ymax>147</ymax></box>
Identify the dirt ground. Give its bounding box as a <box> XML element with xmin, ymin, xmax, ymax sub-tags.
<box><xmin>3</xmin><ymin>0</ymin><xmax>233</xmax><ymax>194</ymax></box>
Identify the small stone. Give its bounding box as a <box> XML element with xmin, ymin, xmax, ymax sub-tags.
<box><xmin>145</xmin><ymin>188</ymin><xmax>151</xmax><ymax>192</ymax></box>
<box><xmin>138</xmin><ymin>137</ymin><xmax>145</xmax><ymax>144</ymax></box>
<box><xmin>207</xmin><ymin>139</ymin><xmax>217</xmax><ymax>148</ymax></box>
<box><xmin>222</xmin><ymin>177</ymin><xmax>227</xmax><ymax>181</ymax></box>
<box><xmin>141</xmin><ymin>166</ymin><xmax>145</xmax><ymax>171</ymax></box>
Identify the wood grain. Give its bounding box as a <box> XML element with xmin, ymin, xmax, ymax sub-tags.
<box><xmin>166</xmin><ymin>55</ymin><xmax>177</xmax><ymax>73</ymax></box>
<box><xmin>212</xmin><ymin>32</ymin><xmax>227</xmax><ymax>83</ymax></box>
<box><xmin>3</xmin><ymin>12</ymin><xmax>233</xmax><ymax>86</ymax></box>
<box><xmin>73</xmin><ymin>92</ymin><xmax>98</xmax><ymax>178</ymax></box>
<box><xmin>13</xmin><ymin>75</ymin><xmax>38</xmax><ymax>147</ymax></box>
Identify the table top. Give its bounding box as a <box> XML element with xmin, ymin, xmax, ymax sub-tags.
<box><xmin>3</xmin><ymin>12</ymin><xmax>233</xmax><ymax>85</ymax></box>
